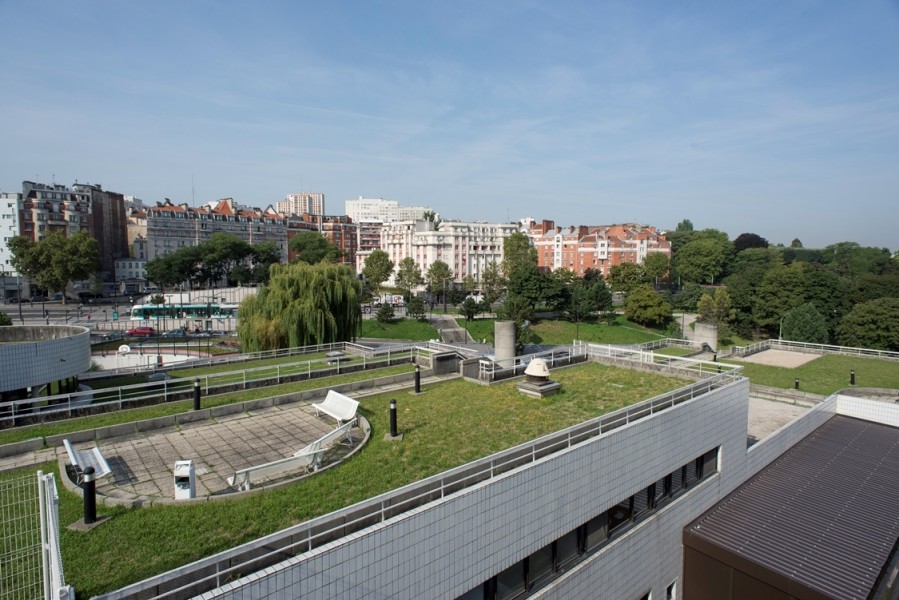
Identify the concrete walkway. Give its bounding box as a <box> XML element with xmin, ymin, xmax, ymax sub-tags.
<box><xmin>429</xmin><ymin>313</ymin><xmax>472</xmax><ymax>344</ymax></box>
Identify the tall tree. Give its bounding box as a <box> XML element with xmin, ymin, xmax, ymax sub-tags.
<box><xmin>696</xmin><ymin>287</ymin><xmax>735</xmax><ymax>325</ymax></box>
<box><xmin>8</xmin><ymin>232</ymin><xmax>99</xmax><ymax>303</ymax></box>
<box><xmin>607</xmin><ymin>262</ymin><xmax>647</xmax><ymax>294</ymax></box>
<box><xmin>502</xmin><ymin>232</ymin><xmax>537</xmax><ymax>276</ymax></box>
<box><xmin>480</xmin><ymin>260</ymin><xmax>507</xmax><ymax>305</ymax></box>
<box><xmin>781</xmin><ymin>303</ymin><xmax>829</xmax><ymax>344</ymax></box>
<box><xmin>201</xmin><ymin>233</ymin><xmax>253</xmax><ymax>286</ymax></box>
<box><xmin>289</xmin><ymin>231</ymin><xmax>341</xmax><ymax>264</ymax></box>
<box><xmin>675</xmin><ymin>238</ymin><xmax>729</xmax><ymax>284</ymax></box>
<box><xmin>237</xmin><ymin>262</ymin><xmax>362</xmax><ymax>351</ymax></box>
<box><xmin>752</xmin><ymin>264</ymin><xmax>807</xmax><ymax>331</ymax></box>
<box><xmin>665</xmin><ymin>219</ymin><xmax>695</xmax><ymax>254</ymax></box>
<box><xmin>249</xmin><ymin>241</ymin><xmax>282</xmax><ymax>285</ymax></box>
<box><xmin>836</xmin><ymin>297</ymin><xmax>899</xmax><ymax>351</ymax></box>
<box><xmin>624</xmin><ymin>285</ymin><xmax>673</xmax><ymax>327</ymax></box>
<box><xmin>394</xmin><ymin>257</ymin><xmax>423</xmax><ymax>300</ymax></box>
<box><xmin>362</xmin><ymin>250</ymin><xmax>394</xmax><ymax>296</ymax></box>
<box><xmin>733</xmin><ymin>233</ymin><xmax>769</xmax><ymax>253</ymax></box>
<box><xmin>642</xmin><ymin>252</ymin><xmax>670</xmax><ymax>288</ymax></box>
<box><xmin>426</xmin><ymin>260</ymin><xmax>454</xmax><ymax>302</ymax></box>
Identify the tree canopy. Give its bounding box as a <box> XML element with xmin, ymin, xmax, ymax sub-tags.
<box><xmin>237</xmin><ymin>262</ymin><xmax>362</xmax><ymax>351</ymax></box>
<box><xmin>624</xmin><ymin>285</ymin><xmax>672</xmax><ymax>327</ymax></box>
<box><xmin>362</xmin><ymin>250</ymin><xmax>394</xmax><ymax>296</ymax></box>
<box><xmin>394</xmin><ymin>257</ymin><xmax>423</xmax><ymax>299</ymax></box>
<box><xmin>289</xmin><ymin>231</ymin><xmax>341</xmax><ymax>264</ymax></box>
<box><xmin>8</xmin><ymin>232</ymin><xmax>99</xmax><ymax>302</ymax></box>
<box><xmin>835</xmin><ymin>297</ymin><xmax>899</xmax><ymax>351</ymax></box>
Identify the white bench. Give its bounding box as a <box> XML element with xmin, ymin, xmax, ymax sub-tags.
<box><xmin>228</xmin><ymin>419</ymin><xmax>359</xmax><ymax>491</ymax></box>
<box><xmin>312</xmin><ymin>390</ymin><xmax>359</xmax><ymax>425</ymax></box>
<box><xmin>63</xmin><ymin>439</ymin><xmax>112</xmax><ymax>480</ymax></box>
<box><xmin>227</xmin><ymin>448</ymin><xmax>327</xmax><ymax>491</ymax></box>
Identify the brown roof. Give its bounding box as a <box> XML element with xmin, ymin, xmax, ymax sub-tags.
<box><xmin>684</xmin><ymin>415</ymin><xmax>899</xmax><ymax>600</ymax></box>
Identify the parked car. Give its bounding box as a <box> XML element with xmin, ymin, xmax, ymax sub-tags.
<box><xmin>126</xmin><ymin>326</ymin><xmax>156</xmax><ymax>337</ymax></box>
<box><xmin>31</xmin><ymin>295</ymin><xmax>48</xmax><ymax>303</ymax></box>
<box><xmin>161</xmin><ymin>328</ymin><xmax>186</xmax><ymax>338</ymax></box>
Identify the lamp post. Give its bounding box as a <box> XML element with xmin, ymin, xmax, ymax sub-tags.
<box><xmin>17</xmin><ymin>277</ymin><xmax>23</xmax><ymax>324</ymax></box>
<box><xmin>779</xmin><ymin>315</ymin><xmax>786</xmax><ymax>340</ymax></box>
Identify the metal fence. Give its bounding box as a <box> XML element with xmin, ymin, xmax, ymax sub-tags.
<box><xmin>95</xmin><ymin>368</ymin><xmax>744</xmax><ymax>600</ymax></box>
<box><xmin>478</xmin><ymin>344</ymin><xmax>589</xmax><ymax>382</ymax></box>
<box><xmin>0</xmin><ymin>472</ymin><xmax>71</xmax><ymax>600</ymax></box>
<box><xmin>0</xmin><ymin>343</ymin><xmax>419</xmax><ymax>430</ymax></box>
<box><xmin>727</xmin><ymin>339</ymin><xmax>899</xmax><ymax>361</ymax></box>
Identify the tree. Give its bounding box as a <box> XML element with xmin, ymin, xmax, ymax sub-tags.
<box><xmin>249</xmin><ymin>241</ymin><xmax>282</xmax><ymax>285</ymax></box>
<box><xmin>461</xmin><ymin>297</ymin><xmax>480</xmax><ymax>321</ymax></box>
<box><xmin>502</xmin><ymin>232</ymin><xmax>537</xmax><ymax>276</ymax></box>
<box><xmin>781</xmin><ymin>303</ymin><xmax>829</xmax><ymax>344</ymax></box>
<box><xmin>696</xmin><ymin>287</ymin><xmax>735</xmax><ymax>325</ymax></box>
<box><xmin>675</xmin><ymin>238</ymin><xmax>729</xmax><ymax>285</ymax></box>
<box><xmin>624</xmin><ymin>285</ymin><xmax>672</xmax><ymax>327</ymax></box>
<box><xmin>407</xmin><ymin>296</ymin><xmax>427</xmax><ymax>320</ymax></box>
<box><xmin>237</xmin><ymin>262</ymin><xmax>362</xmax><ymax>351</ymax></box>
<box><xmin>791</xmin><ymin>238</ymin><xmax>803</xmax><ymax>248</ymax></box>
<box><xmin>423</xmin><ymin>210</ymin><xmax>441</xmax><ymax>230</ymax></box>
<box><xmin>665</xmin><ymin>219</ymin><xmax>695</xmax><ymax>254</ymax></box>
<box><xmin>394</xmin><ymin>257</ymin><xmax>423</xmax><ymax>300</ymax></box>
<box><xmin>836</xmin><ymin>297</ymin><xmax>899</xmax><ymax>351</ymax></box>
<box><xmin>672</xmin><ymin>282</ymin><xmax>704</xmax><ymax>311</ymax></box>
<box><xmin>0</xmin><ymin>312</ymin><xmax>11</xmax><ymax>326</ymax></box>
<box><xmin>607</xmin><ymin>262</ymin><xmax>647</xmax><ymax>295</ymax></box>
<box><xmin>733</xmin><ymin>233</ymin><xmax>769</xmax><ymax>254</ymax></box>
<box><xmin>289</xmin><ymin>231</ymin><xmax>341</xmax><ymax>264</ymax></box>
<box><xmin>481</xmin><ymin>260</ymin><xmax>507</xmax><ymax>306</ymax></box>
<box><xmin>201</xmin><ymin>233</ymin><xmax>253</xmax><ymax>285</ymax></box>
<box><xmin>497</xmin><ymin>294</ymin><xmax>535</xmax><ymax>351</ymax></box>
<box><xmin>752</xmin><ymin>264</ymin><xmax>807</xmax><ymax>331</ymax></box>
<box><xmin>376</xmin><ymin>303</ymin><xmax>395</xmax><ymax>323</ymax></box>
<box><xmin>642</xmin><ymin>252</ymin><xmax>670</xmax><ymax>288</ymax></box>
<box><xmin>7</xmin><ymin>232</ymin><xmax>99</xmax><ymax>303</ymax></box>
<box><xmin>426</xmin><ymin>261</ymin><xmax>454</xmax><ymax>307</ymax></box>
<box><xmin>362</xmin><ymin>250</ymin><xmax>394</xmax><ymax>296</ymax></box>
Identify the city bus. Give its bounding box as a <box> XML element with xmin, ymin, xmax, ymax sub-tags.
<box><xmin>130</xmin><ymin>303</ymin><xmax>238</xmax><ymax>321</ymax></box>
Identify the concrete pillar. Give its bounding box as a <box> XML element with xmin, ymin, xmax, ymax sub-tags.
<box><xmin>495</xmin><ymin>320</ymin><xmax>516</xmax><ymax>364</ymax></box>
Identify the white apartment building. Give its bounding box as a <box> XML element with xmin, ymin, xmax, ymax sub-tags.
<box><xmin>0</xmin><ymin>192</ymin><xmax>22</xmax><ymax>301</ymax></box>
<box><xmin>379</xmin><ymin>220</ymin><xmax>516</xmax><ymax>285</ymax></box>
<box><xmin>345</xmin><ymin>197</ymin><xmax>434</xmax><ymax>224</ymax></box>
<box><xmin>276</xmin><ymin>192</ymin><xmax>325</xmax><ymax>217</ymax></box>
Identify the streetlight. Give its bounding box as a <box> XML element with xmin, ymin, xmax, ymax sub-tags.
<box><xmin>779</xmin><ymin>315</ymin><xmax>786</xmax><ymax>340</ymax></box>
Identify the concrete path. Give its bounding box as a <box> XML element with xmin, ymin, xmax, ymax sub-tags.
<box><xmin>429</xmin><ymin>313</ymin><xmax>472</xmax><ymax>344</ymax></box>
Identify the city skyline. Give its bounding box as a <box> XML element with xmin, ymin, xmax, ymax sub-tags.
<box><xmin>1</xmin><ymin>1</ymin><xmax>898</xmax><ymax>250</ymax></box>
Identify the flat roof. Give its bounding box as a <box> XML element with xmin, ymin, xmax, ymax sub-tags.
<box><xmin>684</xmin><ymin>415</ymin><xmax>899</xmax><ymax>600</ymax></box>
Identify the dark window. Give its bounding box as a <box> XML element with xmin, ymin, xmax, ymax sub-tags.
<box><xmin>556</xmin><ymin>529</ymin><xmax>580</xmax><ymax>569</ymax></box>
<box><xmin>685</xmin><ymin>460</ymin><xmax>698</xmax><ymax>487</ymax></box>
<box><xmin>666</xmin><ymin>580</ymin><xmax>677</xmax><ymax>599</ymax></box>
<box><xmin>608</xmin><ymin>497</ymin><xmax>633</xmax><ymax>535</ymax></box>
<box><xmin>634</xmin><ymin>487</ymin><xmax>651</xmax><ymax>520</ymax></box>
<box><xmin>585</xmin><ymin>513</ymin><xmax>608</xmax><ymax>551</ymax></box>
<box><xmin>496</xmin><ymin>560</ymin><xmax>526</xmax><ymax>599</ymax></box>
<box><xmin>702</xmin><ymin>448</ymin><xmax>718</xmax><ymax>478</ymax></box>
<box><xmin>671</xmin><ymin>467</ymin><xmax>684</xmax><ymax>492</ymax></box>
<box><xmin>528</xmin><ymin>544</ymin><xmax>553</xmax><ymax>587</ymax></box>
<box><xmin>457</xmin><ymin>584</ymin><xmax>484</xmax><ymax>600</ymax></box>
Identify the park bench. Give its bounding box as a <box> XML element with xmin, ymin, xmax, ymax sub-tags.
<box><xmin>228</xmin><ymin>419</ymin><xmax>358</xmax><ymax>491</ymax></box>
<box><xmin>63</xmin><ymin>439</ymin><xmax>112</xmax><ymax>481</ymax></box>
<box><xmin>312</xmin><ymin>390</ymin><xmax>359</xmax><ymax>425</ymax></box>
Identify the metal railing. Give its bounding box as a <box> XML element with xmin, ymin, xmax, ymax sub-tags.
<box><xmin>96</xmin><ymin>373</ymin><xmax>743</xmax><ymax>600</ymax></box>
<box><xmin>585</xmin><ymin>344</ymin><xmax>742</xmax><ymax>379</ymax></box>
<box><xmin>478</xmin><ymin>344</ymin><xmax>589</xmax><ymax>382</ymax></box>
<box><xmin>0</xmin><ymin>345</ymin><xmax>420</xmax><ymax>429</ymax></box>
<box><xmin>727</xmin><ymin>339</ymin><xmax>899</xmax><ymax>361</ymax></box>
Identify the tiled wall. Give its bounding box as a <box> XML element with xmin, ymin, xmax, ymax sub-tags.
<box><xmin>838</xmin><ymin>394</ymin><xmax>899</xmax><ymax>427</ymax></box>
<box><xmin>0</xmin><ymin>326</ymin><xmax>90</xmax><ymax>392</ymax></box>
<box><xmin>205</xmin><ymin>379</ymin><xmax>757</xmax><ymax>600</ymax></box>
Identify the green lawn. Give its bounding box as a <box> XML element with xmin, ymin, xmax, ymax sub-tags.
<box><xmin>459</xmin><ymin>316</ymin><xmax>666</xmax><ymax>346</ymax></box>
<box><xmin>0</xmin><ymin>365</ymin><xmax>415</xmax><ymax>447</ymax></box>
<box><xmin>723</xmin><ymin>353</ymin><xmax>899</xmax><ymax>396</ymax></box>
<box><xmin>360</xmin><ymin>317</ymin><xmax>439</xmax><ymax>340</ymax></box>
<box><xmin>33</xmin><ymin>362</ymin><xmax>687</xmax><ymax>597</ymax></box>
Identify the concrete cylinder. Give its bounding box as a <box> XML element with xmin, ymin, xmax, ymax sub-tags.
<box><xmin>694</xmin><ymin>321</ymin><xmax>719</xmax><ymax>352</ymax></box>
<box><xmin>495</xmin><ymin>320</ymin><xmax>516</xmax><ymax>364</ymax></box>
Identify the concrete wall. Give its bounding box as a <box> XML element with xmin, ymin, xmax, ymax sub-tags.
<box><xmin>694</xmin><ymin>322</ymin><xmax>718</xmax><ymax>352</ymax></box>
<box><xmin>494</xmin><ymin>320</ymin><xmax>516</xmax><ymax>363</ymax></box>
<box><xmin>202</xmin><ymin>379</ymin><xmax>757</xmax><ymax>599</ymax></box>
<box><xmin>0</xmin><ymin>326</ymin><xmax>91</xmax><ymax>392</ymax></box>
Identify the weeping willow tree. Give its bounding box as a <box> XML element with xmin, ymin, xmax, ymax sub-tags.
<box><xmin>237</xmin><ymin>262</ymin><xmax>362</xmax><ymax>351</ymax></box>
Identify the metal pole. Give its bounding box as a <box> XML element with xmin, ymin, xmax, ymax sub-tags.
<box><xmin>414</xmin><ymin>364</ymin><xmax>421</xmax><ymax>394</ymax></box>
<box><xmin>850</xmin><ymin>370</ymin><xmax>855</xmax><ymax>386</ymax></box>
<box><xmin>193</xmin><ymin>378</ymin><xmax>201</xmax><ymax>410</ymax></box>
<box><xmin>794</xmin><ymin>378</ymin><xmax>799</xmax><ymax>390</ymax></box>
<box><xmin>389</xmin><ymin>399</ymin><xmax>398</xmax><ymax>438</ymax></box>
<box><xmin>82</xmin><ymin>466</ymin><xmax>97</xmax><ymax>524</ymax></box>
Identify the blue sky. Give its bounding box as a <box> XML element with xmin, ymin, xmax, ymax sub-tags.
<box><xmin>1</xmin><ymin>1</ymin><xmax>898</xmax><ymax>250</ymax></box>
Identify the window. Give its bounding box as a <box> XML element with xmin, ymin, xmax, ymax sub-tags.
<box><xmin>585</xmin><ymin>513</ymin><xmax>608</xmax><ymax>551</ymax></box>
<box><xmin>608</xmin><ymin>497</ymin><xmax>633</xmax><ymax>535</ymax></box>
<box><xmin>555</xmin><ymin>529</ymin><xmax>579</xmax><ymax>569</ymax></box>
<box><xmin>495</xmin><ymin>561</ymin><xmax>525</xmax><ymax>599</ymax></box>
<box><xmin>528</xmin><ymin>544</ymin><xmax>553</xmax><ymax>587</ymax></box>
<box><xmin>666</xmin><ymin>580</ymin><xmax>677</xmax><ymax>599</ymax></box>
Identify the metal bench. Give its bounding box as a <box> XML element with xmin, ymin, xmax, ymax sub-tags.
<box><xmin>227</xmin><ymin>447</ymin><xmax>327</xmax><ymax>492</ymax></box>
<box><xmin>63</xmin><ymin>439</ymin><xmax>112</xmax><ymax>480</ymax></box>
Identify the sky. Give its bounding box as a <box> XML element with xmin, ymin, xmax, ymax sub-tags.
<box><xmin>1</xmin><ymin>1</ymin><xmax>898</xmax><ymax>250</ymax></box>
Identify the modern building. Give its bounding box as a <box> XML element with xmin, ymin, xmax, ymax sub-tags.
<box><xmin>0</xmin><ymin>192</ymin><xmax>23</xmax><ymax>301</ymax></box>
<box><xmin>525</xmin><ymin>219</ymin><xmax>671</xmax><ymax>277</ymax></box>
<box><xmin>345</xmin><ymin>197</ymin><xmax>434</xmax><ymax>224</ymax></box>
<box><xmin>72</xmin><ymin>183</ymin><xmax>130</xmax><ymax>280</ymax></box>
<box><xmin>378</xmin><ymin>219</ymin><xmax>517</xmax><ymax>284</ymax></box>
<box><xmin>99</xmin><ymin>346</ymin><xmax>899</xmax><ymax>600</ymax></box>
<box><xmin>145</xmin><ymin>198</ymin><xmax>288</xmax><ymax>262</ymax></box>
<box><xmin>277</xmin><ymin>192</ymin><xmax>325</xmax><ymax>217</ymax></box>
<box><xmin>114</xmin><ymin>235</ymin><xmax>148</xmax><ymax>294</ymax></box>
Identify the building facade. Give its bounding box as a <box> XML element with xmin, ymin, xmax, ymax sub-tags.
<box><xmin>526</xmin><ymin>219</ymin><xmax>671</xmax><ymax>277</ymax></box>
<box><xmin>345</xmin><ymin>197</ymin><xmax>434</xmax><ymax>224</ymax></box>
<box><xmin>276</xmin><ymin>192</ymin><xmax>325</xmax><ymax>217</ymax></box>
<box><xmin>0</xmin><ymin>192</ymin><xmax>22</xmax><ymax>301</ymax></box>
<box><xmin>378</xmin><ymin>220</ymin><xmax>516</xmax><ymax>285</ymax></box>
<box><xmin>145</xmin><ymin>198</ymin><xmax>288</xmax><ymax>262</ymax></box>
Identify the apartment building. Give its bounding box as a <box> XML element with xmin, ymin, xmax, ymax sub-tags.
<box><xmin>526</xmin><ymin>219</ymin><xmax>671</xmax><ymax>277</ymax></box>
<box><xmin>345</xmin><ymin>197</ymin><xmax>433</xmax><ymax>224</ymax></box>
<box><xmin>276</xmin><ymin>192</ymin><xmax>325</xmax><ymax>217</ymax></box>
<box><xmin>145</xmin><ymin>198</ymin><xmax>288</xmax><ymax>262</ymax></box>
<box><xmin>0</xmin><ymin>192</ymin><xmax>22</xmax><ymax>300</ymax></box>
<box><xmin>16</xmin><ymin>181</ymin><xmax>128</xmax><ymax>282</ymax></box>
<box><xmin>378</xmin><ymin>219</ymin><xmax>516</xmax><ymax>284</ymax></box>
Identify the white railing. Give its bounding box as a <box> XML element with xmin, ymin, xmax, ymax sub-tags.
<box><xmin>634</xmin><ymin>338</ymin><xmax>696</xmax><ymax>352</ymax></box>
<box><xmin>478</xmin><ymin>344</ymin><xmax>589</xmax><ymax>382</ymax></box>
<box><xmin>0</xmin><ymin>345</ymin><xmax>419</xmax><ymax>429</ymax></box>
<box><xmin>727</xmin><ymin>339</ymin><xmax>899</xmax><ymax>362</ymax></box>
<box><xmin>93</xmin><ymin>375</ymin><xmax>743</xmax><ymax>600</ymax></box>
<box><xmin>39</xmin><ymin>471</ymin><xmax>74</xmax><ymax>600</ymax></box>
